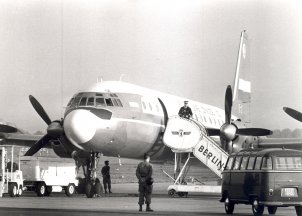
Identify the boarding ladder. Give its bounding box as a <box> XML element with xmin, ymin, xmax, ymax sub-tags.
<box><xmin>163</xmin><ymin>116</ymin><xmax>229</xmax><ymax>178</ymax></box>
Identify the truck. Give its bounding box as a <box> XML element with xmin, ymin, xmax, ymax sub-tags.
<box><xmin>20</xmin><ymin>156</ymin><xmax>79</xmax><ymax>197</ymax></box>
<box><xmin>0</xmin><ymin>145</ymin><xmax>24</xmax><ymax>197</ymax></box>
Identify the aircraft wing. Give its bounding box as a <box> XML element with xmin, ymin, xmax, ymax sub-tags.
<box><xmin>0</xmin><ymin>133</ymin><xmax>47</xmax><ymax>148</ymax></box>
<box><xmin>258</xmin><ymin>137</ymin><xmax>302</xmax><ymax>151</ymax></box>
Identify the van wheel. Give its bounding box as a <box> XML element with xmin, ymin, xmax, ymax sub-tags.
<box><xmin>168</xmin><ymin>189</ymin><xmax>176</xmax><ymax>198</ymax></box>
<box><xmin>252</xmin><ymin>198</ymin><xmax>264</xmax><ymax>216</ymax></box>
<box><xmin>295</xmin><ymin>206</ymin><xmax>302</xmax><ymax>216</ymax></box>
<box><xmin>8</xmin><ymin>183</ymin><xmax>18</xmax><ymax>197</ymax></box>
<box><xmin>268</xmin><ymin>206</ymin><xmax>277</xmax><ymax>215</ymax></box>
<box><xmin>36</xmin><ymin>182</ymin><xmax>46</xmax><ymax>197</ymax></box>
<box><xmin>66</xmin><ymin>183</ymin><xmax>76</xmax><ymax>197</ymax></box>
<box><xmin>16</xmin><ymin>186</ymin><xmax>23</xmax><ymax>197</ymax></box>
<box><xmin>225</xmin><ymin>197</ymin><xmax>235</xmax><ymax>214</ymax></box>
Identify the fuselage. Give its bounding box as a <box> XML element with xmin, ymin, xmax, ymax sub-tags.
<box><xmin>63</xmin><ymin>81</ymin><xmax>232</xmax><ymax>159</ymax></box>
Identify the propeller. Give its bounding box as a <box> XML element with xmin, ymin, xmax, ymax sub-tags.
<box><xmin>283</xmin><ymin>107</ymin><xmax>302</xmax><ymax>123</ymax></box>
<box><xmin>25</xmin><ymin>95</ymin><xmax>64</xmax><ymax>156</ymax></box>
<box><xmin>207</xmin><ymin>85</ymin><xmax>272</xmax><ymax>154</ymax></box>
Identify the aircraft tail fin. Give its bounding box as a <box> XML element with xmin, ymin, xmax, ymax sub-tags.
<box><xmin>232</xmin><ymin>30</ymin><xmax>251</xmax><ymax>124</ymax></box>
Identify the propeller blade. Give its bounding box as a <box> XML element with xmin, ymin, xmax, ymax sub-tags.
<box><xmin>0</xmin><ymin>124</ymin><xmax>17</xmax><ymax>133</ymax></box>
<box><xmin>237</xmin><ymin>128</ymin><xmax>273</xmax><ymax>136</ymax></box>
<box><xmin>283</xmin><ymin>107</ymin><xmax>302</xmax><ymax>123</ymax></box>
<box><xmin>29</xmin><ymin>95</ymin><xmax>52</xmax><ymax>125</ymax></box>
<box><xmin>225</xmin><ymin>85</ymin><xmax>233</xmax><ymax>124</ymax></box>
<box><xmin>207</xmin><ymin>128</ymin><xmax>221</xmax><ymax>136</ymax></box>
<box><xmin>24</xmin><ymin>134</ymin><xmax>51</xmax><ymax>156</ymax></box>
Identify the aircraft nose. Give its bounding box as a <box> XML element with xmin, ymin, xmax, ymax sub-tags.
<box><xmin>64</xmin><ymin>109</ymin><xmax>97</xmax><ymax>148</ymax></box>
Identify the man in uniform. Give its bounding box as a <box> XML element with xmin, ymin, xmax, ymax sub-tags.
<box><xmin>178</xmin><ymin>100</ymin><xmax>193</xmax><ymax>119</ymax></box>
<box><xmin>101</xmin><ymin>160</ymin><xmax>112</xmax><ymax>194</ymax></box>
<box><xmin>136</xmin><ymin>153</ymin><xmax>154</xmax><ymax>212</ymax></box>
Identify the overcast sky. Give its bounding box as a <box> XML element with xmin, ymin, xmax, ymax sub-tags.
<box><xmin>0</xmin><ymin>0</ymin><xmax>302</xmax><ymax>133</ymax></box>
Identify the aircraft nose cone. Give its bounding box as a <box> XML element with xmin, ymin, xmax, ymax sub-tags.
<box><xmin>64</xmin><ymin>109</ymin><xmax>97</xmax><ymax>148</ymax></box>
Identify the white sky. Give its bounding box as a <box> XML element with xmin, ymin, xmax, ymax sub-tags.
<box><xmin>0</xmin><ymin>0</ymin><xmax>302</xmax><ymax>133</ymax></box>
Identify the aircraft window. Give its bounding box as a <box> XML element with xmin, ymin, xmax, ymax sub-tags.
<box><xmin>225</xmin><ymin>157</ymin><xmax>234</xmax><ymax>170</ymax></box>
<box><xmin>149</xmin><ymin>103</ymin><xmax>152</xmax><ymax>111</ymax></box>
<box><xmin>232</xmin><ymin>157</ymin><xmax>242</xmax><ymax>170</ymax></box>
<box><xmin>110</xmin><ymin>93</ymin><xmax>118</xmax><ymax>97</ymax></box>
<box><xmin>246</xmin><ymin>156</ymin><xmax>255</xmax><ymax>170</ymax></box>
<box><xmin>209</xmin><ymin>117</ymin><xmax>212</xmax><ymax>124</ymax></box>
<box><xmin>67</xmin><ymin>98</ymin><xmax>74</xmax><ymax>106</ymax></box>
<box><xmin>105</xmin><ymin>98</ymin><xmax>113</xmax><ymax>106</ymax></box>
<box><xmin>240</xmin><ymin>156</ymin><xmax>248</xmax><ymax>170</ymax></box>
<box><xmin>87</xmin><ymin>97</ymin><xmax>95</xmax><ymax>106</ymax></box>
<box><xmin>213</xmin><ymin>119</ymin><xmax>216</xmax><ymax>125</ymax></box>
<box><xmin>79</xmin><ymin>97</ymin><xmax>87</xmax><ymax>106</ymax></box>
<box><xmin>96</xmin><ymin>93</ymin><xmax>103</xmax><ymax>96</ymax></box>
<box><xmin>254</xmin><ymin>157</ymin><xmax>262</xmax><ymax>170</ymax></box>
<box><xmin>203</xmin><ymin>116</ymin><xmax>207</xmax><ymax>123</ymax></box>
<box><xmin>112</xmin><ymin>98</ymin><xmax>118</xmax><ymax>106</ymax></box>
<box><xmin>96</xmin><ymin>98</ymin><xmax>105</xmax><ymax>107</ymax></box>
<box><xmin>73</xmin><ymin>97</ymin><xmax>81</xmax><ymax>106</ymax></box>
<box><xmin>261</xmin><ymin>156</ymin><xmax>273</xmax><ymax>170</ymax></box>
<box><xmin>116</xmin><ymin>99</ymin><xmax>123</xmax><ymax>107</ymax></box>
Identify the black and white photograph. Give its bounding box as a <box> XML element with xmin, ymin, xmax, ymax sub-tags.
<box><xmin>0</xmin><ymin>0</ymin><xmax>302</xmax><ymax>215</ymax></box>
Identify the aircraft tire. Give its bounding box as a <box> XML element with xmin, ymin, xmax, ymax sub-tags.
<box><xmin>85</xmin><ymin>181</ymin><xmax>94</xmax><ymax>198</ymax></box>
<box><xmin>94</xmin><ymin>179</ymin><xmax>102</xmax><ymax>196</ymax></box>
<box><xmin>168</xmin><ymin>189</ymin><xmax>176</xmax><ymax>198</ymax></box>
<box><xmin>16</xmin><ymin>185</ymin><xmax>23</xmax><ymax>197</ymax></box>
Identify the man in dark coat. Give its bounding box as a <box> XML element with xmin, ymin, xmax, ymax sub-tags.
<box><xmin>136</xmin><ymin>153</ymin><xmax>154</xmax><ymax>212</ymax></box>
<box><xmin>101</xmin><ymin>160</ymin><xmax>112</xmax><ymax>194</ymax></box>
<box><xmin>178</xmin><ymin>100</ymin><xmax>193</xmax><ymax>119</ymax></box>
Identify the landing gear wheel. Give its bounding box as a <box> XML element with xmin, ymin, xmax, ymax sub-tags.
<box><xmin>225</xmin><ymin>196</ymin><xmax>235</xmax><ymax>214</ymax></box>
<box><xmin>295</xmin><ymin>206</ymin><xmax>302</xmax><ymax>216</ymax></box>
<box><xmin>94</xmin><ymin>179</ymin><xmax>102</xmax><ymax>196</ymax></box>
<box><xmin>66</xmin><ymin>183</ymin><xmax>76</xmax><ymax>197</ymax></box>
<box><xmin>168</xmin><ymin>189</ymin><xmax>176</xmax><ymax>198</ymax></box>
<box><xmin>36</xmin><ymin>182</ymin><xmax>46</xmax><ymax>197</ymax></box>
<box><xmin>16</xmin><ymin>186</ymin><xmax>23</xmax><ymax>197</ymax></box>
<box><xmin>268</xmin><ymin>206</ymin><xmax>277</xmax><ymax>215</ymax></box>
<box><xmin>9</xmin><ymin>183</ymin><xmax>18</xmax><ymax>197</ymax></box>
<box><xmin>85</xmin><ymin>181</ymin><xmax>94</xmax><ymax>198</ymax></box>
<box><xmin>252</xmin><ymin>198</ymin><xmax>264</xmax><ymax>216</ymax></box>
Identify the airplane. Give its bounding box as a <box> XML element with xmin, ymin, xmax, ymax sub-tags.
<box><xmin>0</xmin><ymin>30</ymin><xmax>296</xmax><ymax>198</ymax></box>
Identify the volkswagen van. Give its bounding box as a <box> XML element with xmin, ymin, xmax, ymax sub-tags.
<box><xmin>220</xmin><ymin>148</ymin><xmax>302</xmax><ymax>216</ymax></box>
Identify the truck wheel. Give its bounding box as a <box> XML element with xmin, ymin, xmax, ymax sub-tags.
<box><xmin>252</xmin><ymin>198</ymin><xmax>264</xmax><ymax>216</ymax></box>
<box><xmin>36</xmin><ymin>182</ymin><xmax>46</xmax><ymax>197</ymax></box>
<box><xmin>16</xmin><ymin>186</ymin><xmax>23</xmax><ymax>197</ymax></box>
<box><xmin>295</xmin><ymin>206</ymin><xmax>302</xmax><ymax>216</ymax></box>
<box><xmin>66</xmin><ymin>183</ymin><xmax>76</xmax><ymax>197</ymax></box>
<box><xmin>268</xmin><ymin>206</ymin><xmax>277</xmax><ymax>215</ymax></box>
<box><xmin>85</xmin><ymin>181</ymin><xmax>94</xmax><ymax>198</ymax></box>
<box><xmin>168</xmin><ymin>189</ymin><xmax>176</xmax><ymax>198</ymax></box>
<box><xmin>9</xmin><ymin>183</ymin><xmax>17</xmax><ymax>197</ymax></box>
<box><xmin>225</xmin><ymin>196</ymin><xmax>235</xmax><ymax>214</ymax></box>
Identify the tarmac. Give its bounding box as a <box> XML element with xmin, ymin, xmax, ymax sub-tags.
<box><xmin>0</xmin><ymin>183</ymin><xmax>298</xmax><ymax>216</ymax></box>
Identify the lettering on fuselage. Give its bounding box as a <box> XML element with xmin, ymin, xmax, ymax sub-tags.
<box><xmin>198</xmin><ymin>145</ymin><xmax>225</xmax><ymax>171</ymax></box>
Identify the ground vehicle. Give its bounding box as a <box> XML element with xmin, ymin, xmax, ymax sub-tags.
<box><xmin>20</xmin><ymin>156</ymin><xmax>78</xmax><ymax>197</ymax></box>
<box><xmin>221</xmin><ymin>148</ymin><xmax>302</xmax><ymax>216</ymax></box>
<box><xmin>0</xmin><ymin>145</ymin><xmax>23</xmax><ymax>197</ymax></box>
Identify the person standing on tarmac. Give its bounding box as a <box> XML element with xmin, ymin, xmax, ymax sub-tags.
<box><xmin>136</xmin><ymin>153</ymin><xmax>154</xmax><ymax>212</ymax></box>
<box><xmin>101</xmin><ymin>160</ymin><xmax>112</xmax><ymax>194</ymax></box>
<box><xmin>178</xmin><ymin>100</ymin><xmax>193</xmax><ymax>119</ymax></box>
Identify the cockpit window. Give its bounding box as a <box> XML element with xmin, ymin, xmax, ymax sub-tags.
<box><xmin>87</xmin><ymin>97</ymin><xmax>95</xmax><ymax>106</ymax></box>
<box><xmin>67</xmin><ymin>98</ymin><xmax>74</xmax><ymax>106</ymax></box>
<box><xmin>79</xmin><ymin>97</ymin><xmax>87</xmax><ymax>106</ymax></box>
<box><xmin>105</xmin><ymin>98</ymin><xmax>113</xmax><ymax>106</ymax></box>
<box><xmin>96</xmin><ymin>98</ymin><xmax>105</xmax><ymax>107</ymax></box>
<box><xmin>112</xmin><ymin>99</ymin><xmax>118</xmax><ymax>106</ymax></box>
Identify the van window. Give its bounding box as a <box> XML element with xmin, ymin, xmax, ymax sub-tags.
<box><xmin>247</xmin><ymin>156</ymin><xmax>255</xmax><ymax>170</ymax></box>
<box><xmin>261</xmin><ymin>156</ymin><xmax>273</xmax><ymax>170</ymax></box>
<box><xmin>233</xmin><ymin>157</ymin><xmax>242</xmax><ymax>170</ymax></box>
<box><xmin>255</xmin><ymin>157</ymin><xmax>262</xmax><ymax>170</ymax></box>
<box><xmin>225</xmin><ymin>157</ymin><xmax>234</xmax><ymax>170</ymax></box>
<box><xmin>240</xmin><ymin>156</ymin><xmax>248</xmax><ymax>170</ymax></box>
<box><xmin>276</xmin><ymin>156</ymin><xmax>302</xmax><ymax>170</ymax></box>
